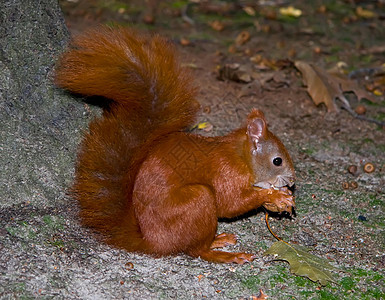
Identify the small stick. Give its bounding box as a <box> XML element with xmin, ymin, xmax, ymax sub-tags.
<box><xmin>264</xmin><ymin>211</ymin><xmax>282</xmax><ymax>241</ymax></box>
<box><xmin>264</xmin><ymin>211</ymin><xmax>292</xmax><ymax>246</ymax></box>
<box><xmin>337</xmin><ymin>91</ymin><xmax>385</xmax><ymax>127</ymax></box>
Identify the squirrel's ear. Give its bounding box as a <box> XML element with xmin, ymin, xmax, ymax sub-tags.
<box><xmin>247</xmin><ymin>109</ymin><xmax>267</xmax><ymax>146</ymax></box>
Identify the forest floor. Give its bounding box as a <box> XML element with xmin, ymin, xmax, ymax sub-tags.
<box><xmin>4</xmin><ymin>0</ymin><xmax>384</xmax><ymax>299</ymax></box>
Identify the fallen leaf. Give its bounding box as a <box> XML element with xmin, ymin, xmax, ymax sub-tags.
<box><xmin>197</xmin><ymin>122</ymin><xmax>209</xmax><ymax>130</ymax></box>
<box><xmin>197</xmin><ymin>122</ymin><xmax>213</xmax><ymax>132</ymax></box>
<box><xmin>264</xmin><ymin>241</ymin><xmax>339</xmax><ymax>286</ymax></box>
<box><xmin>356</xmin><ymin>6</ymin><xmax>376</xmax><ymax>19</ymax></box>
<box><xmin>295</xmin><ymin>61</ymin><xmax>339</xmax><ymax>111</ymax></box>
<box><xmin>252</xmin><ymin>289</ymin><xmax>268</xmax><ymax>300</ymax></box>
<box><xmin>279</xmin><ymin>6</ymin><xmax>302</xmax><ymax>18</ymax></box>
<box><xmin>250</xmin><ymin>56</ymin><xmax>280</xmax><ymax>71</ymax></box>
<box><xmin>235</xmin><ymin>31</ymin><xmax>251</xmax><ymax>46</ymax></box>
<box><xmin>243</xmin><ymin>6</ymin><xmax>256</xmax><ymax>16</ymax></box>
<box><xmin>180</xmin><ymin>38</ymin><xmax>191</xmax><ymax>46</ymax></box>
<box><xmin>295</xmin><ymin>61</ymin><xmax>376</xmax><ymax>112</ymax></box>
<box><xmin>217</xmin><ymin>63</ymin><xmax>253</xmax><ymax>83</ymax></box>
<box><xmin>210</xmin><ymin>20</ymin><xmax>225</xmax><ymax>31</ymax></box>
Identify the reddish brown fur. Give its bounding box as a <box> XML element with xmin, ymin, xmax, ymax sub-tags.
<box><xmin>55</xmin><ymin>26</ymin><xmax>295</xmax><ymax>264</ymax></box>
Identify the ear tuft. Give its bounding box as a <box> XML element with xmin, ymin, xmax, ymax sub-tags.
<box><xmin>247</xmin><ymin>109</ymin><xmax>267</xmax><ymax>144</ymax></box>
<box><xmin>247</xmin><ymin>108</ymin><xmax>265</xmax><ymax>121</ymax></box>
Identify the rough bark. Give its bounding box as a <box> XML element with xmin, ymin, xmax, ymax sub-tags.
<box><xmin>0</xmin><ymin>0</ymin><xmax>93</xmax><ymax>207</ymax></box>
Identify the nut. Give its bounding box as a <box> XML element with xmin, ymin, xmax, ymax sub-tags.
<box><xmin>363</xmin><ymin>163</ymin><xmax>375</xmax><ymax>173</ymax></box>
<box><xmin>125</xmin><ymin>262</ymin><xmax>134</xmax><ymax>270</ymax></box>
<box><xmin>203</xmin><ymin>106</ymin><xmax>211</xmax><ymax>114</ymax></box>
<box><xmin>348</xmin><ymin>165</ymin><xmax>358</xmax><ymax>175</ymax></box>
<box><xmin>355</xmin><ymin>105</ymin><xmax>366</xmax><ymax>115</ymax></box>
<box><xmin>350</xmin><ymin>181</ymin><xmax>358</xmax><ymax>189</ymax></box>
<box><xmin>342</xmin><ymin>182</ymin><xmax>349</xmax><ymax>189</ymax></box>
<box><xmin>180</xmin><ymin>38</ymin><xmax>191</xmax><ymax>46</ymax></box>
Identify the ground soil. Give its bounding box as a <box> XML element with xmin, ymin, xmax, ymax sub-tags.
<box><xmin>5</xmin><ymin>1</ymin><xmax>383</xmax><ymax>299</ymax></box>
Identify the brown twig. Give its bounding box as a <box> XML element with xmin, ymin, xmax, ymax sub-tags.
<box><xmin>264</xmin><ymin>211</ymin><xmax>282</xmax><ymax>241</ymax></box>
<box><xmin>337</xmin><ymin>91</ymin><xmax>385</xmax><ymax>127</ymax></box>
<box><xmin>265</xmin><ymin>211</ymin><xmax>292</xmax><ymax>246</ymax></box>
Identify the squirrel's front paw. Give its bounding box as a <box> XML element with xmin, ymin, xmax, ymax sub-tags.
<box><xmin>262</xmin><ymin>189</ymin><xmax>295</xmax><ymax>214</ymax></box>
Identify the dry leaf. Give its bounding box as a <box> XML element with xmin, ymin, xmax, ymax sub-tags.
<box><xmin>197</xmin><ymin>122</ymin><xmax>209</xmax><ymax>129</ymax></box>
<box><xmin>264</xmin><ymin>241</ymin><xmax>339</xmax><ymax>286</ymax></box>
<box><xmin>180</xmin><ymin>38</ymin><xmax>191</xmax><ymax>46</ymax></box>
<box><xmin>252</xmin><ymin>289</ymin><xmax>268</xmax><ymax>300</ymax></box>
<box><xmin>295</xmin><ymin>61</ymin><xmax>376</xmax><ymax>112</ymax></box>
<box><xmin>235</xmin><ymin>31</ymin><xmax>251</xmax><ymax>46</ymax></box>
<box><xmin>217</xmin><ymin>63</ymin><xmax>253</xmax><ymax>83</ymax></box>
<box><xmin>243</xmin><ymin>6</ymin><xmax>256</xmax><ymax>16</ymax></box>
<box><xmin>210</xmin><ymin>20</ymin><xmax>225</xmax><ymax>31</ymax></box>
<box><xmin>356</xmin><ymin>6</ymin><xmax>376</xmax><ymax>19</ymax></box>
<box><xmin>279</xmin><ymin>6</ymin><xmax>302</xmax><ymax>18</ymax></box>
<box><xmin>250</xmin><ymin>56</ymin><xmax>289</xmax><ymax>71</ymax></box>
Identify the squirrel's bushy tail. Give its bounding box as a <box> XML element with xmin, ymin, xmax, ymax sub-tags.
<box><xmin>55</xmin><ymin>26</ymin><xmax>198</xmax><ymax>248</ymax></box>
<box><xmin>55</xmin><ymin>26</ymin><xmax>198</xmax><ymax>131</ymax></box>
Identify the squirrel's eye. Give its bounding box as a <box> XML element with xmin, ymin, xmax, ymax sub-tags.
<box><xmin>273</xmin><ymin>157</ymin><xmax>282</xmax><ymax>166</ymax></box>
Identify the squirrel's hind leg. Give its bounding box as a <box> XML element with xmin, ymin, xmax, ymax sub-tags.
<box><xmin>134</xmin><ymin>184</ymin><xmax>218</xmax><ymax>256</ymax></box>
<box><xmin>210</xmin><ymin>233</ymin><xmax>237</xmax><ymax>249</ymax></box>
<box><xmin>134</xmin><ymin>182</ymin><xmax>255</xmax><ymax>264</ymax></box>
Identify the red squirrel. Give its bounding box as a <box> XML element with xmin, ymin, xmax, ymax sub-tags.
<box><xmin>55</xmin><ymin>26</ymin><xmax>295</xmax><ymax>264</ymax></box>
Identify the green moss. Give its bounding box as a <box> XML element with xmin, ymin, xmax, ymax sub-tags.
<box><xmin>271</xmin><ymin>265</ymin><xmax>290</xmax><ymax>284</ymax></box>
<box><xmin>318</xmin><ymin>289</ymin><xmax>340</xmax><ymax>300</ymax></box>
<box><xmin>362</xmin><ymin>98</ymin><xmax>385</xmax><ymax>107</ymax></box>
<box><xmin>241</xmin><ymin>276</ymin><xmax>261</xmax><ymax>292</ymax></box>
<box><xmin>325</xmin><ymin>55</ymin><xmax>340</xmax><ymax>63</ymax></box>
<box><xmin>364</xmin><ymin>288</ymin><xmax>385</xmax><ymax>299</ymax></box>
<box><xmin>375</xmin><ymin>112</ymin><xmax>385</xmax><ymax>122</ymax></box>
<box><xmin>371</xmin><ymin>274</ymin><xmax>384</xmax><ymax>281</ymax></box>
<box><xmin>361</xmin><ymin>55</ymin><xmax>373</xmax><ymax>64</ymax></box>
<box><xmin>42</xmin><ymin>215</ymin><xmax>64</xmax><ymax>230</ymax></box>
<box><xmin>13</xmin><ymin>282</ymin><xmax>26</xmax><ymax>292</ymax></box>
<box><xmin>27</xmin><ymin>230</ymin><xmax>37</xmax><ymax>239</ymax></box>
<box><xmin>6</xmin><ymin>227</ymin><xmax>17</xmax><ymax>237</ymax></box>
<box><xmin>325</xmin><ymin>1</ymin><xmax>353</xmax><ymax>16</ymax></box>
<box><xmin>299</xmin><ymin>290</ymin><xmax>315</xmax><ymax>297</ymax></box>
<box><xmin>294</xmin><ymin>276</ymin><xmax>309</xmax><ymax>287</ymax></box>
<box><xmin>368</xmin><ymin>194</ymin><xmax>384</xmax><ymax>208</ymax></box>
<box><xmin>170</xmin><ymin>0</ymin><xmax>189</xmax><ymax>9</ymax></box>
<box><xmin>47</xmin><ymin>239</ymin><xmax>65</xmax><ymax>248</ymax></box>
<box><xmin>330</xmin><ymin>45</ymin><xmax>343</xmax><ymax>54</ymax></box>
<box><xmin>362</xmin><ymin>138</ymin><xmax>374</xmax><ymax>144</ymax></box>
<box><xmin>340</xmin><ymin>276</ymin><xmax>355</xmax><ymax>291</ymax></box>
<box><xmin>254</xmin><ymin>241</ymin><xmax>268</xmax><ymax>251</ymax></box>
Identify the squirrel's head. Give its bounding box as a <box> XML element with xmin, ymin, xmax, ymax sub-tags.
<box><xmin>245</xmin><ymin>109</ymin><xmax>295</xmax><ymax>190</ymax></box>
